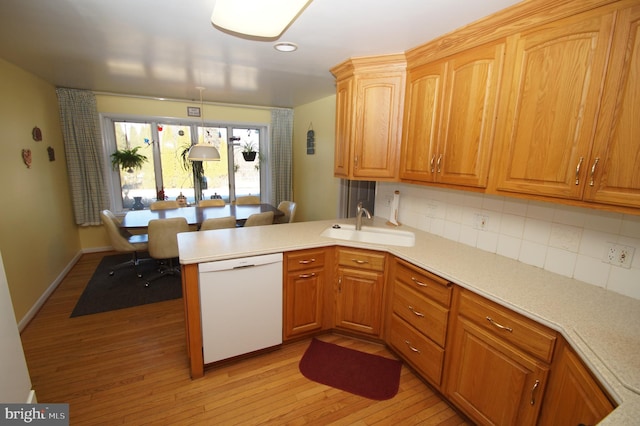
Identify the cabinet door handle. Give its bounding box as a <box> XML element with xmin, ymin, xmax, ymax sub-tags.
<box><xmin>338</xmin><ymin>276</ymin><xmax>342</xmax><ymax>292</ymax></box>
<box><xmin>589</xmin><ymin>158</ymin><xmax>600</xmax><ymax>186</ymax></box>
<box><xmin>404</xmin><ymin>340</ymin><xmax>421</xmax><ymax>354</ymax></box>
<box><xmin>486</xmin><ymin>316</ymin><xmax>513</xmax><ymax>332</ymax></box>
<box><xmin>408</xmin><ymin>306</ymin><xmax>425</xmax><ymax>318</ymax></box>
<box><xmin>351</xmin><ymin>258</ymin><xmax>369</xmax><ymax>265</ymax></box>
<box><xmin>411</xmin><ymin>277</ymin><xmax>428</xmax><ymax>287</ymax></box>
<box><xmin>575</xmin><ymin>157</ymin><xmax>584</xmax><ymax>185</ymax></box>
<box><xmin>298</xmin><ymin>258</ymin><xmax>316</xmax><ymax>264</ymax></box>
<box><xmin>298</xmin><ymin>273</ymin><xmax>316</xmax><ymax>279</ymax></box>
<box><xmin>436</xmin><ymin>154</ymin><xmax>443</xmax><ymax>173</ymax></box>
<box><xmin>530</xmin><ymin>379</ymin><xmax>540</xmax><ymax>405</ymax></box>
<box><xmin>430</xmin><ymin>155</ymin><xmax>436</xmax><ymax>173</ymax></box>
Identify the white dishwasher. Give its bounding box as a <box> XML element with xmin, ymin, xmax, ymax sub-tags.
<box><xmin>198</xmin><ymin>253</ymin><xmax>283</xmax><ymax>364</ymax></box>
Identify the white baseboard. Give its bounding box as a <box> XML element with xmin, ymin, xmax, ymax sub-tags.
<box><xmin>17</xmin><ymin>247</ymin><xmax>113</xmax><ymax>331</ymax></box>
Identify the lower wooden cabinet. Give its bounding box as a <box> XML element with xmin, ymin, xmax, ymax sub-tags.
<box><xmin>283</xmin><ymin>248</ymin><xmax>329</xmax><ymax>340</ymax></box>
<box><xmin>538</xmin><ymin>339</ymin><xmax>615</xmax><ymax>426</ymax></box>
<box><xmin>334</xmin><ymin>247</ymin><xmax>386</xmax><ymax>337</ymax></box>
<box><xmin>387</xmin><ymin>258</ymin><xmax>452</xmax><ymax>389</ymax></box>
<box><xmin>445</xmin><ymin>288</ymin><xmax>555</xmax><ymax>425</ymax></box>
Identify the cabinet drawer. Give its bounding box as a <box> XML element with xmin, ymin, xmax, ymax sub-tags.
<box><xmin>286</xmin><ymin>249</ymin><xmax>326</xmax><ymax>272</ymax></box>
<box><xmin>389</xmin><ymin>314</ymin><xmax>445</xmax><ymax>387</ymax></box>
<box><xmin>337</xmin><ymin>248</ymin><xmax>385</xmax><ymax>272</ymax></box>
<box><xmin>393</xmin><ymin>281</ymin><xmax>449</xmax><ymax>347</ymax></box>
<box><xmin>458</xmin><ymin>289</ymin><xmax>556</xmax><ymax>363</ymax></box>
<box><xmin>395</xmin><ymin>259</ymin><xmax>452</xmax><ymax>307</ymax></box>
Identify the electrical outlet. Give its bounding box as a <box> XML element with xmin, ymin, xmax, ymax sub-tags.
<box><xmin>474</xmin><ymin>213</ymin><xmax>489</xmax><ymax>231</ymax></box>
<box><xmin>603</xmin><ymin>243</ymin><xmax>635</xmax><ymax>269</ymax></box>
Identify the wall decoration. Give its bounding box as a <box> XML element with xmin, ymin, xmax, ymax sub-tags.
<box><xmin>47</xmin><ymin>146</ymin><xmax>55</xmax><ymax>161</ymax></box>
<box><xmin>22</xmin><ymin>149</ymin><xmax>32</xmax><ymax>168</ymax></box>
<box><xmin>32</xmin><ymin>126</ymin><xmax>42</xmax><ymax>141</ymax></box>
<box><xmin>187</xmin><ymin>106</ymin><xmax>201</xmax><ymax>117</ymax></box>
<box><xmin>306</xmin><ymin>123</ymin><xmax>315</xmax><ymax>155</ymax></box>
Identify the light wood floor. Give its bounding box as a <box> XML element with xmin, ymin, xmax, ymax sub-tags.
<box><xmin>20</xmin><ymin>252</ymin><xmax>470</xmax><ymax>425</ymax></box>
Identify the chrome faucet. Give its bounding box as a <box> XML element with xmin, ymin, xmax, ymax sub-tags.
<box><xmin>355</xmin><ymin>201</ymin><xmax>372</xmax><ymax>230</ymax></box>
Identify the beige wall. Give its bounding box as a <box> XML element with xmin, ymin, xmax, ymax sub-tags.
<box><xmin>0</xmin><ymin>59</ymin><xmax>80</xmax><ymax>323</ymax></box>
<box><xmin>292</xmin><ymin>95</ymin><xmax>340</xmax><ymax>221</ymax></box>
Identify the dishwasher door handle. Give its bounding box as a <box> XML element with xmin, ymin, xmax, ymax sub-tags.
<box><xmin>232</xmin><ymin>264</ymin><xmax>256</xmax><ymax>270</ymax></box>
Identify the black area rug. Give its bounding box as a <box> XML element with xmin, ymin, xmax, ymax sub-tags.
<box><xmin>70</xmin><ymin>253</ymin><xmax>182</xmax><ymax>317</ymax></box>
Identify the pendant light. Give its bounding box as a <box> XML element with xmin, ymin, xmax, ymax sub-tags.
<box><xmin>187</xmin><ymin>87</ymin><xmax>221</xmax><ymax>161</ymax></box>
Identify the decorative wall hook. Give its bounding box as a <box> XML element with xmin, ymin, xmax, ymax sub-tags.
<box><xmin>22</xmin><ymin>149</ymin><xmax>32</xmax><ymax>168</ymax></box>
<box><xmin>32</xmin><ymin>126</ymin><xmax>42</xmax><ymax>141</ymax></box>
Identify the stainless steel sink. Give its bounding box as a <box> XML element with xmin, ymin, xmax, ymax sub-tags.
<box><xmin>321</xmin><ymin>224</ymin><xmax>415</xmax><ymax>247</ymax></box>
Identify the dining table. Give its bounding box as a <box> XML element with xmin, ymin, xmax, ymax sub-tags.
<box><xmin>120</xmin><ymin>204</ymin><xmax>283</xmax><ymax>229</ymax></box>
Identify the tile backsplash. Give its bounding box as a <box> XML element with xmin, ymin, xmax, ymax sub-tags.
<box><xmin>375</xmin><ymin>182</ymin><xmax>640</xmax><ymax>300</ymax></box>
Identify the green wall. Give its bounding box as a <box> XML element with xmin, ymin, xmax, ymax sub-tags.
<box><xmin>0</xmin><ymin>58</ymin><xmax>80</xmax><ymax>324</ymax></box>
<box><xmin>292</xmin><ymin>95</ymin><xmax>340</xmax><ymax>221</ymax></box>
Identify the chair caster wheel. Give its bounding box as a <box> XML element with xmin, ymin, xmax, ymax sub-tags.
<box><xmin>145</xmin><ymin>282</ymin><xmax>150</xmax><ymax>287</ymax></box>
<box><xmin>137</xmin><ymin>273</ymin><xmax>143</xmax><ymax>278</ymax></box>
<box><xmin>109</xmin><ymin>271</ymin><xmax>115</xmax><ymax>277</ymax></box>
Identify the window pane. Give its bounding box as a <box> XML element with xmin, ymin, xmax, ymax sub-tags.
<box><xmin>233</xmin><ymin>128</ymin><xmax>261</xmax><ymax>199</ymax></box>
<box><xmin>158</xmin><ymin>124</ymin><xmax>194</xmax><ymax>204</ymax></box>
<box><xmin>201</xmin><ymin>127</ymin><xmax>230</xmax><ymax>202</ymax></box>
<box><xmin>113</xmin><ymin>122</ymin><xmax>155</xmax><ymax>210</ymax></box>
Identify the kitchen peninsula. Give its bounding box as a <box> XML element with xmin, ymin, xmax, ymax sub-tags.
<box><xmin>177</xmin><ymin>218</ymin><xmax>640</xmax><ymax>425</ymax></box>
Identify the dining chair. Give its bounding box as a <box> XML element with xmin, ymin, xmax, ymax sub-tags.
<box><xmin>235</xmin><ymin>195</ymin><xmax>260</xmax><ymax>205</ymax></box>
<box><xmin>100</xmin><ymin>210</ymin><xmax>150</xmax><ymax>278</ymax></box>
<box><xmin>274</xmin><ymin>201</ymin><xmax>297</xmax><ymax>224</ymax></box>
<box><xmin>150</xmin><ymin>200</ymin><xmax>180</xmax><ymax>210</ymax></box>
<box><xmin>199</xmin><ymin>199</ymin><xmax>225</xmax><ymax>207</ymax></box>
<box><xmin>145</xmin><ymin>217</ymin><xmax>190</xmax><ymax>287</ymax></box>
<box><xmin>200</xmin><ymin>216</ymin><xmax>237</xmax><ymax>231</ymax></box>
<box><xmin>244</xmin><ymin>211</ymin><xmax>274</xmax><ymax>227</ymax></box>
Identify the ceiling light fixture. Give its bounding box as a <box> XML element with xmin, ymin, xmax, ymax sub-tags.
<box><xmin>211</xmin><ymin>0</ymin><xmax>312</xmax><ymax>39</ymax></box>
<box><xmin>188</xmin><ymin>87</ymin><xmax>221</xmax><ymax>161</ymax></box>
<box><xmin>274</xmin><ymin>42</ymin><xmax>298</xmax><ymax>52</ymax></box>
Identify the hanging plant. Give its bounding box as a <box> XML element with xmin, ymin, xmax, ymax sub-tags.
<box><xmin>180</xmin><ymin>145</ymin><xmax>205</xmax><ymax>187</ymax></box>
<box><xmin>241</xmin><ymin>141</ymin><xmax>257</xmax><ymax>161</ymax></box>
<box><xmin>110</xmin><ymin>146</ymin><xmax>148</xmax><ymax>173</ymax></box>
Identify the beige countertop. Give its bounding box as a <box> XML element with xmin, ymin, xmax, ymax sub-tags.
<box><xmin>178</xmin><ymin>217</ymin><xmax>640</xmax><ymax>425</ymax></box>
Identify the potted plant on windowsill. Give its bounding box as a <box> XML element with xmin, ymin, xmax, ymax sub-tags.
<box><xmin>110</xmin><ymin>146</ymin><xmax>148</xmax><ymax>173</ymax></box>
<box><xmin>242</xmin><ymin>141</ymin><xmax>257</xmax><ymax>161</ymax></box>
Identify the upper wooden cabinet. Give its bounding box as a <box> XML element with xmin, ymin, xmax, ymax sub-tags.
<box><xmin>496</xmin><ymin>8</ymin><xmax>640</xmax><ymax>205</ymax></box>
<box><xmin>583</xmin><ymin>4</ymin><xmax>640</xmax><ymax>208</ymax></box>
<box><xmin>400</xmin><ymin>41</ymin><xmax>505</xmax><ymax>188</ymax></box>
<box><xmin>331</xmin><ymin>55</ymin><xmax>406</xmax><ymax>180</ymax></box>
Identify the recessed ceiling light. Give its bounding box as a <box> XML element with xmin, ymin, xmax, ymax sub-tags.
<box><xmin>274</xmin><ymin>42</ymin><xmax>298</xmax><ymax>52</ymax></box>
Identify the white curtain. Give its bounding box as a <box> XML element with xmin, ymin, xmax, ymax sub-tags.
<box><xmin>56</xmin><ymin>88</ymin><xmax>109</xmax><ymax>226</ymax></box>
<box><xmin>269</xmin><ymin>108</ymin><xmax>293</xmax><ymax>205</ymax></box>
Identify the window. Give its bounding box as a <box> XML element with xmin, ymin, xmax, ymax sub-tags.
<box><xmin>102</xmin><ymin>115</ymin><xmax>267</xmax><ymax>212</ymax></box>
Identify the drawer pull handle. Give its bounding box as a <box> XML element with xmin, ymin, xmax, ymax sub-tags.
<box><xmin>486</xmin><ymin>316</ymin><xmax>513</xmax><ymax>332</ymax></box>
<box><xmin>589</xmin><ymin>158</ymin><xmax>600</xmax><ymax>186</ymax></box>
<box><xmin>575</xmin><ymin>156</ymin><xmax>584</xmax><ymax>185</ymax></box>
<box><xmin>299</xmin><ymin>273</ymin><xmax>316</xmax><ymax>279</ymax></box>
<box><xmin>404</xmin><ymin>340</ymin><xmax>421</xmax><ymax>354</ymax></box>
<box><xmin>530</xmin><ymin>380</ymin><xmax>540</xmax><ymax>405</ymax></box>
<box><xmin>408</xmin><ymin>306</ymin><xmax>425</xmax><ymax>318</ymax></box>
<box><xmin>411</xmin><ymin>277</ymin><xmax>428</xmax><ymax>287</ymax></box>
<box><xmin>351</xmin><ymin>259</ymin><xmax>369</xmax><ymax>265</ymax></box>
<box><xmin>298</xmin><ymin>258</ymin><xmax>316</xmax><ymax>264</ymax></box>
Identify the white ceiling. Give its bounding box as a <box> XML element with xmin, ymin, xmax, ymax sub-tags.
<box><xmin>0</xmin><ymin>0</ymin><xmax>522</xmax><ymax>108</ymax></box>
